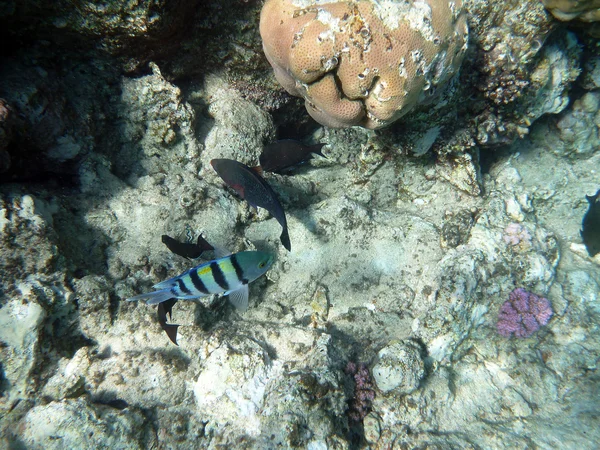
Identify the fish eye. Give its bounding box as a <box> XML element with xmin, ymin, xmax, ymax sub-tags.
<box><xmin>258</xmin><ymin>261</ymin><xmax>266</xmax><ymax>268</ymax></box>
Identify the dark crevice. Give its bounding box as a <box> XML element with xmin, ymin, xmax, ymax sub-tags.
<box><xmin>478</xmin><ymin>145</ymin><xmax>513</xmax><ymax>175</ymax></box>
<box><xmin>108</xmin><ymin>292</ymin><xmax>120</xmax><ymax>324</ymax></box>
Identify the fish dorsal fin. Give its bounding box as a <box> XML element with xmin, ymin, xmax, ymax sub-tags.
<box><xmin>152</xmin><ymin>260</ymin><xmax>212</xmax><ymax>289</ymax></box>
<box><xmin>227</xmin><ymin>284</ymin><xmax>249</xmax><ymax>312</ymax></box>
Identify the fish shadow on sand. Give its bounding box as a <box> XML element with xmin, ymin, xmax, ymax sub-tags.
<box><xmin>192</xmin><ymin>276</ymin><xmax>272</xmax><ymax>331</ymax></box>
<box><xmin>192</xmin><ymin>297</ymin><xmax>236</xmax><ymax>332</ymax></box>
<box><xmin>259</xmin><ymin>173</ymin><xmax>331</xmax><ymax>244</ymax></box>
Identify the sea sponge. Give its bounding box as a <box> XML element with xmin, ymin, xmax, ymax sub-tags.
<box><xmin>541</xmin><ymin>0</ymin><xmax>600</xmax><ymax>22</ymax></box>
<box><xmin>260</xmin><ymin>0</ymin><xmax>468</xmax><ymax>129</ymax></box>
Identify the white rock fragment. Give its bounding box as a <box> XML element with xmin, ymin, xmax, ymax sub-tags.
<box><xmin>428</xmin><ymin>333</ymin><xmax>455</xmax><ymax>363</ymax></box>
<box><xmin>505</xmin><ymin>196</ymin><xmax>525</xmax><ymax>221</ymax></box>
<box><xmin>569</xmin><ymin>243</ymin><xmax>600</xmax><ymax>266</ymax></box>
<box><xmin>528</xmin><ymin>32</ymin><xmax>581</xmax><ymax>118</ymax></box>
<box><xmin>0</xmin><ymin>201</ymin><xmax>9</xmax><ymax>235</ymax></box>
<box><xmin>201</xmin><ymin>75</ymin><xmax>275</xmax><ymax>167</ymax></box>
<box><xmin>0</xmin><ymin>298</ymin><xmax>45</xmax><ymax>407</ymax></box>
<box><xmin>363</xmin><ymin>413</ymin><xmax>382</xmax><ymax>444</ymax></box>
<box><xmin>307</xmin><ymin>440</ymin><xmax>328</xmax><ymax>450</ymax></box>
<box><xmin>193</xmin><ymin>337</ymin><xmax>277</xmax><ymax>437</ymax></box>
<box><xmin>42</xmin><ymin>348</ymin><xmax>91</xmax><ymax>400</ymax></box>
<box><xmin>372</xmin><ymin>340</ymin><xmax>424</xmax><ymax>394</ymax></box>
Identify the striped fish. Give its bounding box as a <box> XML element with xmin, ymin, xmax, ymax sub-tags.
<box><xmin>127</xmin><ymin>251</ymin><xmax>274</xmax><ymax>312</ymax></box>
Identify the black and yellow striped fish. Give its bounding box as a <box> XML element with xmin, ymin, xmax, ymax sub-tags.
<box><xmin>126</xmin><ymin>251</ymin><xmax>274</xmax><ymax>312</ymax></box>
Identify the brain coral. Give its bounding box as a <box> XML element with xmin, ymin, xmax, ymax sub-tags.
<box><xmin>260</xmin><ymin>0</ymin><xmax>469</xmax><ymax>129</ymax></box>
<box><xmin>541</xmin><ymin>0</ymin><xmax>600</xmax><ymax>22</ymax></box>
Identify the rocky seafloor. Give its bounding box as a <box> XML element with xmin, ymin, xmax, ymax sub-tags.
<box><xmin>1</xmin><ymin>1</ymin><xmax>599</xmax><ymax>449</ymax></box>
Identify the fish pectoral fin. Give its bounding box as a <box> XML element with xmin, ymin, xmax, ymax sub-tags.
<box><xmin>227</xmin><ymin>284</ymin><xmax>249</xmax><ymax>312</ymax></box>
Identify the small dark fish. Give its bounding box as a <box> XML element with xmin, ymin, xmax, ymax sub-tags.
<box><xmin>259</xmin><ymin>140</ymin><xmax>326</xmax><ymax>173</ymax></box>
<box><xmin>157</xmin><ymin>298</ymin><xmax>179</xmax><ymax>345</ymax></box>
<box><xmin>211</xmin><ymin>158</ymin><xmax>291</xmax><ymax>251</ymax></box>
<box><xmin>581</xmin><ymin>188</ymin><xmax>600</xmax><ymax>257</ymax></box>
<box><xmin>161</xmin><ymin>234</ymin><xmax>214</xmax><ymax>259</ymax></box>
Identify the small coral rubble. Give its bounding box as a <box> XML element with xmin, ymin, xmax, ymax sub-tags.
<box><xmin>260</xmin><ymin>0</ymin><xmax>468</xmax><ymax>129</ymax></box>
<box><xmin>345</xmin><ymin>361</ymin><xmax>375</xmax><ymax>423</ymax></box>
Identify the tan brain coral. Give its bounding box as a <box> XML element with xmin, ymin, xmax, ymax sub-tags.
<box><xmin>260</xmin><ymin>0</ymin><xmax>469</xmax><ymax>129</ymax></box>
<box><xmin>541</xmin><ymin>0</ymin><xmax>600</xmax><ymax>22</ymax></box>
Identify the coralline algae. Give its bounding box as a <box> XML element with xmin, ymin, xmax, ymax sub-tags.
<box><xmin>497</xmin><ymin>288</ymin><xmax>553</xmax><ymax>338</ymax></box>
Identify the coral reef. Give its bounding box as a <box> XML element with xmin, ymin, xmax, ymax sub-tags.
<box><xmin>376</xmin><ymin>0</ymin><xmax>583</xmax><ymax>196</ymax></box>
<box><xmin>0</xmin><ymin>0</ymin><xmax>268</xmax><ymax>78</ymax></box>
<box><xmin>533</xmin><ymin>90</ymin><xmax>600</xmax><ymax>157</ymax></box>
<box><xmin>1</xmin><ymin>0</ymin><xmax>600</xmax><ymax>448</ymax></box>
<box><xmin>2</xmin><ymin>71</ymin><xmax>599</xmax><ymax>446</ymax></box>
<box><xmin>440</xmin><ymin>208</ymin><xmax>476</xmax><ymax>248</ymax></box>
<box><xmin>497</xmin><ymin>288</ymin><xmax>553</xmax><ymax>337</ymax></box>
<box><xmin>541</xmin><ymin>0</ymin><xmax>600</xmax><ymax>22</ymax></box>
<box><xmin>260</xmin><ymin>0</ymin><xmax>468</xmax><ymax>129</ymax></box>
<box><xmin>345</xmin><ymin>361</ymin><xmax>376</xmax><ymax>423</ymax></box>
<box><xmin>503</xmin><ymin>222</ymin><xmax>532</xmax><ymax>248</ymax></box>
<box><xmin>462</xmin><ymin>0</ymin><xmax>580</xmax><ymax>146</ymax></box>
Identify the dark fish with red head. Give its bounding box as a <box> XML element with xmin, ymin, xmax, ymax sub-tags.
<box><xmin>259</xmin><ymin>139</ymin><xmax>326</xmax><ymax>173</ymax></box>
<box><xmin>211</xmin><ymin>158</ymin><xmax>291</xmax><ymax>251</ymax></box>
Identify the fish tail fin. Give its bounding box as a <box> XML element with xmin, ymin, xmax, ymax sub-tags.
<box><xmin>280</xmin><ymin>228</ymin><xmax>291</xmax><ymax>252</ymax></box>
<box><xmin>164</xmin><ymin>324</ymin><xmax>180</xmax><ymax>345</ymax></box>
<box><xmin>126</xmin><ymin>288</ymin><xmax>175</xmax><ymax>305</ymax></box>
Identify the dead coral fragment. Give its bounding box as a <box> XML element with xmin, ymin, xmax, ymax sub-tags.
<box><xmin>260</xmin><ymin>0</ymin><xmax>468</xmax><ymax>129</ymax></box>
